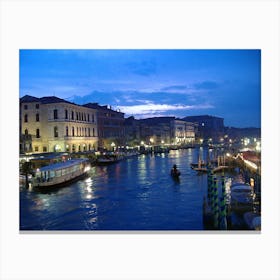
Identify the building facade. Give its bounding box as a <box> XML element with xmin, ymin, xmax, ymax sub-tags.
<box><xmin>83</xmin><ymin>103</ymin><xmax>125</xmax><ymax>150</ymax></box>
<box><xmin>124</xmin><ymin>117</ymin><xmax>195</xmax><ymax>146</ymax></box>
<box><xmin>183</xmin><ymin>115</ymin><xmax>224</xmax><ymax>142</ymax></box>
<box><xmin>20</xmin><ymin>95</ymin><xmax>98</xmax><ymax>154</ymax></box>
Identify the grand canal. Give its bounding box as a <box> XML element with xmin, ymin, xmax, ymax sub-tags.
<box><xmin>20</xmin><ymin>148</ymin><xmax>241</xmax><ymax>230</ymax></box>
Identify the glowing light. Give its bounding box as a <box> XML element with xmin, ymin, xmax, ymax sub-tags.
<box><xmin>244</xmin><ymin>159</ymin><xmax>258</xmax><ymax>170</ymax></box>
<box><xmin>84</xmin><ymin>166</ymin><xmax>91</xmax><ymax>172</ymax></box>
<box><xmin>140</xmin><ymin>141</ymin><xmax>144</xmax><ymax>145</ymax></box>
<box><xmin>226</xmin><ymin>153</ymin><xmax>231</xmax><ymax>157</ymax></box>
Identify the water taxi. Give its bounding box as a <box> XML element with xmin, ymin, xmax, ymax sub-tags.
<box><xmin>32</xmin><ymin>158</ymin><xmax>90</xmax><ymax>188</ymax></box>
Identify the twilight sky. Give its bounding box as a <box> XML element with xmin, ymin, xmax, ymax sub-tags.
<box><xmin>19</xmin><ymin>49</ymin><xmax>261</xmax><ymax>128</ymax></box>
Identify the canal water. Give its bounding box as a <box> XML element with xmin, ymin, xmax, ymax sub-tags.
<box><xmin>20</xmin><ymin>148</ymin><xmax>235</xmax><ymax>231</ymax></box>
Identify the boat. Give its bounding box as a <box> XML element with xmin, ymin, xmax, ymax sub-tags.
<box><xmin>96</xmin><ymin>155</ymin><xmax>121</xmax><ymax>165</ymax></box>
<box><xmin>212</xmin><ymin>165</ymin><xmax>230</xmax><ymax>173</ymax></box>
<box><xmin>192</xmin><ymin>156</ymin><xmax>208</xmax><ymax>173</ymax></box>
<box><xmin>230</xmin><ymin>183</ymin><xmax>255</xmax><ymax>211</ymax></box>
<box><xmin>32</xmin><ymin>158</ymin><xmax>90</xmax><ymax>188</ymax></box>
<box><xmin>171</xmin><ymin>164</ymin><xmax>181</xmax><ymax>178</ymax></box>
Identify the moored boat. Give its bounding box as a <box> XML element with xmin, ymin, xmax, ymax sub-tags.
<box><xmin>96</xmin><ymin>156</ymin><xmax>121</xmax><ymax>165</ymax></box>
<box><xmin>32</xmin><ymin>158</ymin><xmax>90</xmax><ymax>188</ymax></box>
<box><xmin>230</xmin><ymin>183</ymin><xmax>255</xmax><ymax>211</ymax></box>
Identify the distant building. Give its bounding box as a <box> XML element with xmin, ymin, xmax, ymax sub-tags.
<box><xmin>20</xmin><ymin>95</ymin><xmax>98</xmax><ymax>154</ymax></box>
<box><xmin>124</xmin><ymin>117</ymin><xmax>195</xmax><ymax>146</ymax></box>
<box><xmin>182</xmin><ymin>115</ymin><xmax>224</xmax><ymax>142</ymax></box>
<box><xmin>83</xmin><ymin>103</ymin><xmax>125</xmax><ymax>150</ymax></box>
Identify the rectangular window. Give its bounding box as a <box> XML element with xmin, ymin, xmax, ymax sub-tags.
<box><xmin>54</xmin><ymin>127</ymin><xmax>58</xmax><ymax>137</ymax></box>
<box><xmin>36</xmin><ymin>129</ymin><xmax>40</xmax><ymax>138</ymax></box>
<box><xmin>24</xmin><ymin>105</ymin><xmax>28</xmax><ymax>110</ymax></box>
<box><xmin>54</xmin><ymin>109</ymin><xmax>58</xmax><ymax>120</ymax></box>
<box><xmin>24</xmin><ymin>114</ymin><xmax>28</xmax><ymax>122</ymax></box>
<box><xmin>36</xmin><ymin>114</ymin><xmax>40</xmax><ymax>122</ymax></box>
<box><xmin>34</xmin><ymin>146</ymin><xmax>39</xmax><ymax>152</ymax></box>
<box><xmin>43</xmin><ymin>146</ymin><xmax>47</xmax><ymax>152</ymax></box>
<box><xmin>36</xmin><ymin>104</ymin><xmax>40</xmax><ymax>109</ymax></box>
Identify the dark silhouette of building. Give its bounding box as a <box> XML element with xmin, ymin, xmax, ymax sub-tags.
<box><xmin>182</xmin><ymin>115</ymin><xmax>224</xmax><ymax>142</ymax></box>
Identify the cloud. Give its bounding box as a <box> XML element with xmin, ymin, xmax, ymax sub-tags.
<box><xmin>118</xmin><ymin>103</ymin><xmax>213</xmax><ymax>118</ymax></box>
<box><xmin>161</xmin><ymin>85</ymin><xmax>188</xmax><ymax>91</ymax></box>
<box><xmin>193</xmin><ymin>81</ymin><xmax>219</xmax><ymax>90</ymax></box>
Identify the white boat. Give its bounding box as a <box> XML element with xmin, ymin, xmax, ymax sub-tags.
<box><xmin>230</xmin><ymin>183</ymin><xmax>255</xmax><ymax>211</ymax></box>
<box><xmin>32</xmin><ymin>158</ymin><xmax>90</xmax><ymax>188</ymax></box>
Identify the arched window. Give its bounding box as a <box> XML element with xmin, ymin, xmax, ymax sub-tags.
<box><xmin>54</xmin><ymin>126</ymin><xmax>58</xmax><ymax>137</ymax></box>
<box><xmin>53</xmin><ymin>109</ymin><xmax>58</xmax><ymax>119</ymax></box>
<box><xmin>36</xmin><ymin>113</ymin><xmax>39</xmax><ymax>122</ymax></box>
<box><xmin>24</xmin><ymin>114</ymin><xmax>28</xmax><ymax>122</ymax></box>
<box><xmin>36</xmin><ymin>129</ymin><xmax>40</xmax><ymax>138</ymax></box>
<box><xmin>66</xmin><ymin>126</ymin><xmax>69</xmax><ymax>136</ymax></box>
<box><xmin>72</xmin><ymin>127</ymin><xmax>75</xmax><ymax>136</ymax></box>
<box><xmin>65</xmin><ymin>109</ymin><xmax>68</xmax><ymax>119</ymax></box>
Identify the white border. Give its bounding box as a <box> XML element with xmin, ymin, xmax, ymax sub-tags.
<box><xmin>1</xmin><ymin>1</ymin><xmax>279</xmax><ymax>280</ymax></box>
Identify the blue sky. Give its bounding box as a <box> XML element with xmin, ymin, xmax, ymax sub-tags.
<box><xmin>20</xmin><ymin>49</ymin><xmax>261</xmax><ymax>127</ymax></box>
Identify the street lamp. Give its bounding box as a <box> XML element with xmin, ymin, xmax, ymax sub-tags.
<box><xmin>111</xmin><ymin>142</ymin><xmax>116</xmax><ymax>152</ymax></box>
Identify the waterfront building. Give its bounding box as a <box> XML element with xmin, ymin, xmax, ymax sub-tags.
<box><xmin>126</xmin><ymin>117</ymin><xmax>195</xmax><ymax>146</ymax></box>
<box><xmin>182</xmin><ymin>115</ymin><xmax>224</xmax><ymax>142</ymax></box>
<box><xmin>20</xmin><ymin>95</ymin><xmax>98</xmax><ymax>154</ymax></box>
<box><xmin>83</xmin><ymin>103</ymin><xmax>125</xmax><ymax>150</ymax></box>
<box><xmin>173</xmin><ymin>119</ymin><xmax>196</xmax><ymax>145</ymax></box>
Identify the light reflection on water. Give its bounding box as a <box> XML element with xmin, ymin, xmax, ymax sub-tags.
<box><xmin>20</xmin><ymin>148</ymin><xmax>238</xmax><ymax>230</ymax></box>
